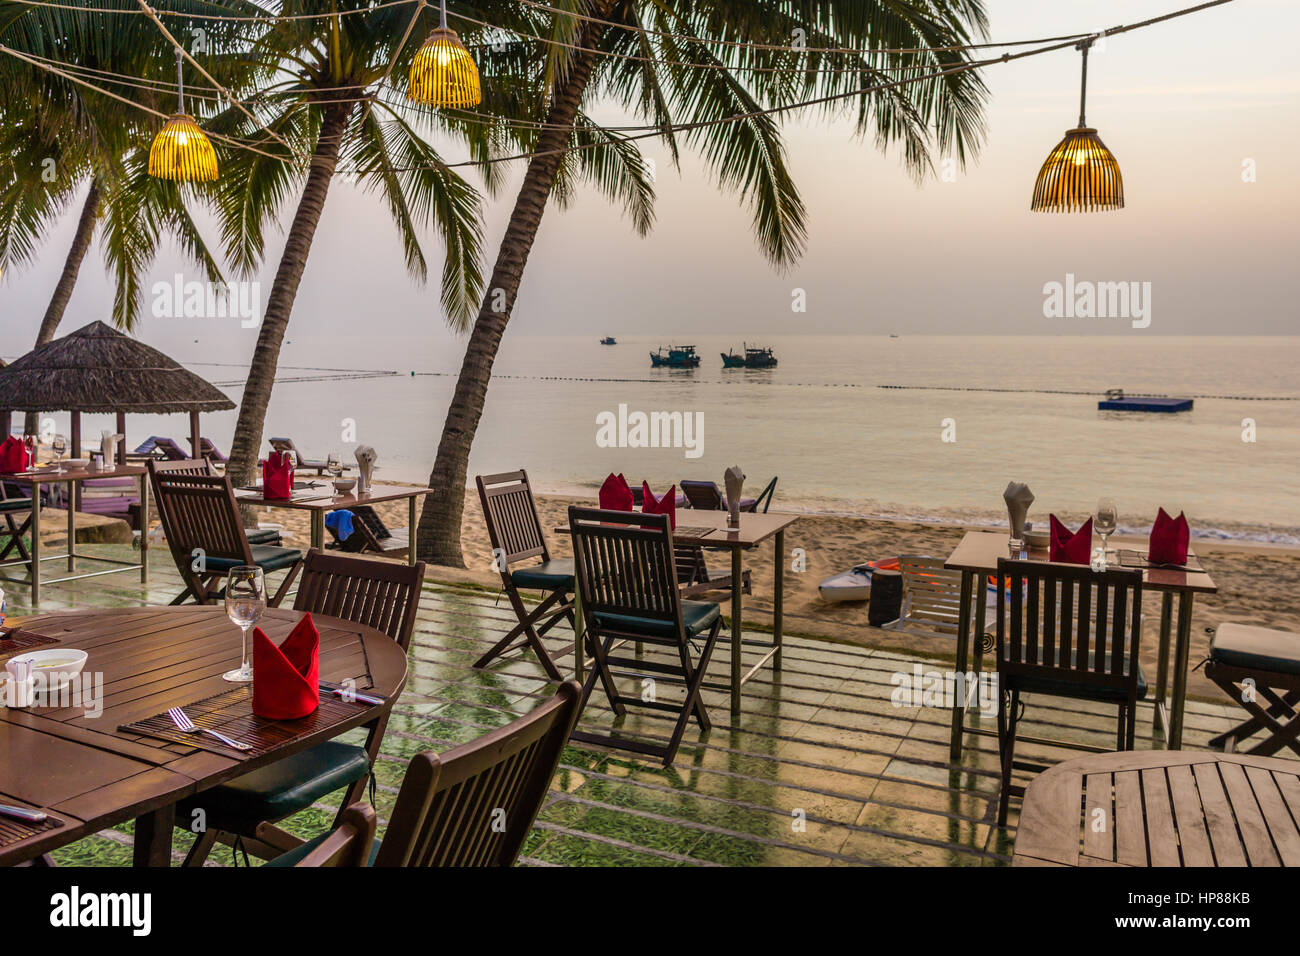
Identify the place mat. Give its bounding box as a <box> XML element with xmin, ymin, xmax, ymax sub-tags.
<box><xmin>674</xmin><ymin>526</ymin><xmax>717</xmax><ymax>538</ymax></box>
<box><xmin>0</xmin><ymin>630</ymin><xmax>58</xmax><ymax>660</ymax></box>
<box><xmin>239</xmin><ymin>481</ymin><xmax>325</xmax><ymax>493</ymax></box>
<box><xmin>0</xmin><ymin>812</ymin><xmax>63</xmax><ymax>850</ymax></box>
<box><xmin>119</xmin><ymin>685</ymin><xmax>371</xmax><ymax>759</ymax></box>
<box><xmin>1116</xmin><ymin>549</ymin><xmax>1203</xmax><ymax>573</ymax></box>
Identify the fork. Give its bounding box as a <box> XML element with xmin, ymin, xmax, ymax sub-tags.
<box><xmin>167</xmin><ymin>707</ymin><xmax>252</xmax><ymax>751</ymax></box>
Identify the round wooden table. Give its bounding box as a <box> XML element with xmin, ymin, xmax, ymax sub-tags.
<box><xmin>0</xmin><ymin>606</ymin><xmax>407</xmax><ymax>866</ymax></box>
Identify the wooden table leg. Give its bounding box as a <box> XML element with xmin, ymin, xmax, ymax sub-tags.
<box><xmin>66</xmin><ymin>479</ymin><xmax>75</xmax><ymax>572</ymax></box>
<box><xmin>731</xmin><ymin>547</ymin><xmax>743</xmax><ymax>717</ymax></box>
<box><xmin>311</xmin><ymin>511</ymin><xmax>324</xmax><ymax>551</ymax></box>
<box><xmin>30</xmin><ymin>490</ymin><xmax>41</xmax><ymax>607</ymax></box>
<box><xmin>139</xmin><ymin>472</ymin><xmax>149</xmax><ymax>583</ymax></box>
<box><xmin>971</xmin><ymin>577</ymin><xmax>989</xmax><ymax>701</ymax></box>
<box><xmin>1153</xmin><ymin>592</ymin><xmax>1173</xmax><ymax>731</ymax></box>
<box><xmin>773</xmin><ymin>530</ymin><xmax>784</xmax><ymax>672</ymax></box>
<box><xmin>949</xmin><ymin>569</ymin><xmax>975</xmax><ymax>760</ymax></box>
<box><xmin>407</xmin><ymin>496</ymin><xmax>417</xmax><ymax>566</ymax></box>
<box><xmin>133</xmin><ymin>803</ymin><xmax>176</xmax><ymax>867</ymax></box>
<box><xmin>1168</xmin><ymin>592</ymin><xmax>1195</xmax><ymax>750</ymax></box>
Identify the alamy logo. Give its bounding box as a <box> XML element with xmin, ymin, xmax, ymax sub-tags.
<box><xmin>1042</xmin><ymin>273</ymin><xmax>1151</xmax><ymax>329</ymax></box>
<box><xmin>49</xmin><ymin>886</ymin><xmax>151</xmax><ymax>936</ymax></box>
<box><xmin>595</xmin><ymin>404</ymin><xmax>704</xmax><ymax>459</ymax></box>
<box><xmin>151</xmin><ymin>273</ymin><xmax>261</xmax><ymax>328</ymax></box>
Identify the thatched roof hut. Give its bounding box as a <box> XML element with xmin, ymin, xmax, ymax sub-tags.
<box><xmin>0</xmin><ymin>320</ymin><xmax>234</xmax><ymax>413</ymax></box>
<box><xmin>0</xmin><ymin>321</ymin><xmax>234</xmax><ymax>462</ymax></box>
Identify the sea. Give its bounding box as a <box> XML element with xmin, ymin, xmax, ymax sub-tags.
<box><xmin>43</xmin><ymin>334</ymin><xmax>1300</xmax><ymax>545</ymax></box>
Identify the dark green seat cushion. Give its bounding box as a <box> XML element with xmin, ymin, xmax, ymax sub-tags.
<box><xmin>593</xmin><ymin>600</ymin><xmax>720</xmax><ymax>639</ymax></box>
<box><xmin>510</xmin><ymin>558</ymin><xmax>574</xmax><ymax>591</ymax></box>
<box><xmin>178</xmin><ymin>741</ymin><xmax>369</xmax><ymax>836</ymax></box>
<box><xmin>0</xmin><ymin>498</ymin><xmax>32</xmax><ymax>513</ymax></box>
<box><xmin>204</xmin><ymin>544</ymin><xmax>302</xmax><ymax>575</ymax></box>
<box><xmin>246</xmin><ymin>528</ymin><xmax>281</xmax><ymax>546</ymax></box>
<box><xmin>1003</xmin><ymin>650</ymin><xmax>1146</xmax><ymax>702</ymax></box>
<box><xmin>1211</xmin><ymin>623</ymin><xmax>1300</xmax><ymax>676</ymax></box>
<box><xmin>263</xmin><ymin>832</ymin><xmax>381</xmax><ymax>868</ymax></box>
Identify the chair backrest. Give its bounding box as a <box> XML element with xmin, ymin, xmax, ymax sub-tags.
<box><xmin>995</xmin><ymin>558</ymin><xmax>1143</xmax><ymax>693</ymax></box>
<box><xmin>476</xmin><ymin>470</ymin><xmax>551</xmax><ymax>571</ymax></box>
<box><xmin>749</xmin><ymin>476</ymin><xmax>779</xmax><ymax>513</ymax></box>
<box><xmin>292</xmin><ymin>548</ymin><xmax>426</xmax><ymax>650</ymax></box>
<box><xmin>374</xmin><ymin>681</ymin><xmax>583</xmax><ymax>867</ymax></box>
<box><xmin>148</xmin><ymin>461</ymin><xmax>254</xmax><ymax>567</ymax></box>
<box><xmin>149</xmin><ymin>457</ymin><xmax>217</xmax><ymax>477</ymax></box>
<box><xmin>897</xmin><ymin>555</ymin><xmax>966</xmax><ymax>631</ymax></box>
<box><xmin>152</xmin><ymin>437</ymin><xmax>189</xmax><ymax>461</ymax></box>
<box><xmin>680</xmin><ymin>480</ymin><xmax>724</xmax><ymax>510</ymax></box>
<box><xmin>568</xmin><ymin>506</ymin><xmax>683</xmax><ymax>632</ymax></box>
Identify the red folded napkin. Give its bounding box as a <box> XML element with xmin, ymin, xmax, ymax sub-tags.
<box><xmin>252</xmin><ymin>613</ymin><xmax>320</xmax><ymax>719</ymax></box>
<box><xmin>1049</xmin><ymin>514</ymin><xmax>1093</xmax><ymax>564</ymax></box>
<box><xmin>263</xmin><ymin>449</ymin><xmax>294</xmax><ymax>500</ymax></box>
<box><xmin>641</xmin><ymin>481</ymin><xmax>676</xmax><ymax>529</ymax></box>
<box><xmin>598</xmin><ymin>472</ymin><xmax>634</xmax><ymax>511</ymax></box>
<box><xmin>1149</xmin><ymin>507</ymin><xmax>1189</xmax><ymax>565</ymax></box>
<box><xmin>0</xmin><ymin>436</ymin><xmax>31</xmax><ymax>474</ymax></box>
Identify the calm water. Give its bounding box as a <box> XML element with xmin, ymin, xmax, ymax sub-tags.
<box><xmin>54</xmin><ymin>335</ymin><xmax>1300</xmax><ymax>544</ymax></box>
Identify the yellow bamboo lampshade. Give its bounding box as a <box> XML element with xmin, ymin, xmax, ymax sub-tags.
<box><xmin>408</xmin><ymin>27</ymin><xmax>481</xmax><ymax>108</ymax></box>
<box><xmin>1030</xmin><ymin>127</ymin><xmax>1124</xmax><ymax>212</ymax></box>
<box><xmin>149</xmin><ymin>113</ymin><xmax>219</xmax><ymax>182</ymax></box>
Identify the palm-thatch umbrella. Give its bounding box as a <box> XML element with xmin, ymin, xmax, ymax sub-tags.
<box><xmin>0</xmin><ymin>320</ymin><xmax>234</xmax><ymax>463</ymax></box>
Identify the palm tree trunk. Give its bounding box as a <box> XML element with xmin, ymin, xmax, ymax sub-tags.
<box><xmin>226</xmin><ymin>103</ymin><xmax>353</xmax><ymax>496</ymax></box>
<box><xmin>417</xmin><ymin>15</ymin><xmax>610</xmax><ymax>567</ymax></box>
<box><xmin>23</xmin><ymin>177</ymin><xmax>100</xmax><ymax>436</ymax></box>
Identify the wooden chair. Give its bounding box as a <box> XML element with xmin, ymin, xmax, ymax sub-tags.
<box><xmin>0</xmin><ymin>493</ymin><xmax>33</xmax><ymax>564</ymax></box>
<box><xmin>994</xmin><ymin>558</ymin><xmax>1145</xmax><ymax>826</ymax></box>
<box><xmin>325</xmin><ymin>504</ymin><xmax>409</xmax><ymax>556</ymax></box>
<box><xmin>1206</xmin><ymin>623</ymin><xmax>1300</xmax><ymax>758</ymax></box>
<box><xmin>568</xmin><ymin>506</ymin><xmax>722</xmax><ymax>766</ymax></box>
<box><xmin>181</xmin><ymin>548</ymin><xmax>427</xmax><ymax>866</ymax></box>
<box><xmin>147</xmin><ymin>458</ymin><xmax>280</xmax><ymax>545</ymax></box>
<box><xmin>475</xmin><ymin>470</ymin><xmax>575</xmax><ymax>681</ymax></box>
<box><xmin>269</xmin><ymin>436</ymin><xmax>350</xmax><ymax>474</ymax></box>
<box><xmin>275</xmin><ymin>804</ymin><xmax>376</xmax><ymax>868</ymax></box>
<box><xmin>268</xmin><ymin>682</ymin><xmax>582</xmax><ymax>867</ymax></box>
<box><xmin>147</xmin><ymin>461</ymin><xmax>302</xmax><ymax>606</ymax></box>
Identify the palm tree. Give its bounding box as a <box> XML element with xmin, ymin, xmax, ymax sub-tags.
<box><xmin>0</xmin><ymin>0</ymin><xmax>237</xmax><ymax>433</ymax></box>
<box><xmin>416</xmin><ymin>0</ymin><xmax>991</xmax><ymax>565</ymax></box>
<box><xmin>203</xmin><ymin>0</ymin><xmax>485</xmax><ymax>493</ymax></box>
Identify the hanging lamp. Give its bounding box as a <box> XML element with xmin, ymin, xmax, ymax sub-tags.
<box><xmin>408</xmin><ymin>0</ymin><xmax>481</xmax><ymax>107</ymax></box>
<box><xmin>149</xmin><ymin>48</ymin><xmax>218</xmax><ymax>181</ymax></box>
<box><xmin>1031</xmin><ymin>37</ymin><xmax>1123</xmax><ymax>212</ymax></box>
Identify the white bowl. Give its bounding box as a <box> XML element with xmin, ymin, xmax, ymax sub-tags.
<box><xmin>7</xmin><ymin>648</ymin><xmax>89</xmax><ymax>694</ymax></box>
<box><xmin>62</xmin><ymin>458</ymin><xmax>89</xmax><ymax>469</ymax></box>
<box><xmin>332</xmin><ymin>478</ymin><xmax>357</xmax><ymax>494</ymax></box>
<box><xmin>1023</xmin><ymin>529</ymin><xmax>1051</xmax><ymax>550</ymax></box>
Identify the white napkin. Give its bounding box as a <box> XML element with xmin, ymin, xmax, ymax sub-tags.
<box><xmin>354</xmin><ymin>445</ymin><xmax>377</xmax><ymax>493</ymax></box>
<box><xmin>100</xmin><ymin>431</ymin><xmax>124</xmax><ymax>465</ymax></box>
<box><xmin>1003</xmin><ymin>481</ymin><xmax>1035</xmax><ymax>539</ymax></box>
<box><xmin>724</xmin><ymin>466</ymin><xmax>745</xmax><ymax>527</ymax></box>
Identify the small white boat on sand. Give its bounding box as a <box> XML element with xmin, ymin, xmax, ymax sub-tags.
<box><xmin>818</xmin><ymin>558</ymin><xmax>899</xmax><ymax>604</ymax></box>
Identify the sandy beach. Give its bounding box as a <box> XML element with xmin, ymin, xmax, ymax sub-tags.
<box><xmin>260</xmin><ymin>486</ymin><xmax>1300</xmax><ymax>702</ymax></box>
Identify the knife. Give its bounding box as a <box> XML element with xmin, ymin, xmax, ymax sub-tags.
<box><xmin>0</xmin><ymin>802</ymin><xmax>48</xmax><ymax>824</ymax></box>
<box><xmin>318</xmin><ymin>682</ymin><xmax>384</xmax><ymax>706</ymax></box>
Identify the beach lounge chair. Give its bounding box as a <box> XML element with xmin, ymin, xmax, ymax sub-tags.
<box><xmin>147</xmin><ymin>461</ymin><xmax>302</xmax><ymax>606</ymax></box>
<box><xmin>891</xmin><ymin>555</ymin><xmax>974</xmax><ymax>637</ymax></box>
<box><xmin>269</xmin><ymin>682</ymin><xmax>581</xmax><ymax>868</ymax></box>
<box><xmin>180</xmin><ymin>549</ymin><xmax>425</xmax><ymax>866</ymax></box>
<box><xmin>568</xmin><ymin>506</ymin><xmax>723</xmax><ymax>766</ymax></box>
<box><xmin>680</xmin><ymin>476</ymin><xmax>778</xmax><ymax>514</ymax></box>
<box><xmin>1206</xmin><ymin>623</ymin><xmax>1300</xmax><ymax>758</ymax></box>
<box><xmin>474</xmin><ymin>470</ymin><xmax>575</xmax><ymax>681</ymax></box>
<box><xmin>324</xmin><ymin>505</ymin><xmax>408</xmax><ymax>556</ymax></box>
<box><xmin>133</xmin><ymin>436</ymin><xmax>190</xmax><ymax>461</ymax></box>
<box><xmin>269</xmin><ymin>437</ymin><xmax>351</xmax><ymax>475</ymax></box>
<box><xmin>994</xmin><ymin>558</ymin><xmax>1146</xmax><ymax>826</ymax></box>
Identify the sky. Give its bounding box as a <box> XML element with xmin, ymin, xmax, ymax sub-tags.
<box><xmin>3</xmin><ymin>0</ymin><xmax>1297</xmax><ymax>370</ymax></box>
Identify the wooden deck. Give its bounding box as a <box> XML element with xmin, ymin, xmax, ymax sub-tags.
<box><xmin>0</xmin><ymin>542</ymin><xmax>1268</xmax><ymax>867</ymax></box>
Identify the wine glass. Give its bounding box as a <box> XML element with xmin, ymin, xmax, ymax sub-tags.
<box><xmin>223</xmin><ymin>566</ymin><xmax>265</xmax><ymax>683</ymax></box>
<box><xmin>21</xmin><ymin>434</ymin><xmax>37</xmax><ymax>471</ymax></box>
<box><xmin>1095</xmin><ymin>498</ymin><xmax>1118</xmax><ymax>564</ymax></box>
<box><xmin>51</xmin><ymin>434</ymin><xmax>67</xmax><ymax>474</ymax></box>
<box><xmin>326</xmin><ymin>451</ymin><xmax>343</xmax><ymax>481</ymax></box>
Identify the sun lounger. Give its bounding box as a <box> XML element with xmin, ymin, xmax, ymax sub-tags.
<box><xmin>269</xmin><ymin>437</ymin><xmax>352</xmax><ymax>475</ymax></box>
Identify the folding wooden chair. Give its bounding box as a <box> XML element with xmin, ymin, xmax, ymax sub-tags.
<box><xmin>995</xmin><ymin>558</ymin><xmax>1145</xmax><ymax>826</ymax></box>
<box><xmin>568</xmin><ymin>506</ymin><xmax>723</xmax><ymax>766</ymax></box>
<box><xmin>147</xmin><ymin>461</ymin><xmax>302</xmax><ymax>606</ymax></box>
<box><xmin>325</xmin><ymin>504</ymin><xmax>408</xmax><ymax>556</ymax></box>
<box><xmin>891</xmin><ymin>555</ymin><xmax>982</xmax><ymax>638</ymax></box>
<box><xmin>268</xmin><ymin>682</ymin><xmax>582</xmax><ymax>867</ymax></box>
<box><xmin>475</xmin><ymin>470</ymin><xmax>575</xmax><ymax>681</ymax></box>
<box><xmin>181</xmin><ymin>548</ymin><xmax>426</xmax><ymax>866</ymax></box>
<box><xmin>0</xmin><ymin>495</ymin><xmax>33</xmax><ymax>564</ymax></box>
<box><xmin>1206</xmin><ymin>623</ymin><xmax>1300</xmax><ymax>758</ymax></box>
<box><xmin>148</xmin><ymin>458</ymin><xmax>280</xmax><ymax>545</ymax></box>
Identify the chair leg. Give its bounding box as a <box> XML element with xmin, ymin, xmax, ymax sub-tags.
<box><xmin>476</xmin><ymin>588</ymin><xmax>565</xmax><ymax>681</ymax></box>
<box><xmin>1125</xmin><ymin>701</ymin><xmax>1136</xmax><ymax>750</ymax></box>
<box><xmin>997</xmin><ymin>688</ymin><xmax>1019</xmax><ymax>828</ymax></box>
<box><xmin>268</xmin><ymin>559</ymin><xmax>302</xmax><ymax>608</ymax></box>
<box><xmin>182</xmin><ymin>828</ymin><xmax>219</xmax><ymax>868</ymax></box>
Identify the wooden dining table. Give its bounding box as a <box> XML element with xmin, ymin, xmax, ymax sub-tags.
<box><xmin>0</xmin><ymin>605</ymin><xmax>407</xmax><ymax>866</ymax></box>
<box><xmin>234</xmin><ymin>482</ymin><xmax>433</xmax><ymax>564</ymax></box>
<box><xmin>944</xmin><ymin>530</ymin><xmax>1217</xmax><ymax>757</ymax></box>
<box><xmin>0</xmin><ymin>463</ymin><xmax>149</xmax><ymax>606</ymax></box>
<box><xmin>1013</xmin><ymin>750</ymin><xmax>1300</xmax><ymax>867</ymax></box>
<box><xmin>559</xmin><ymin>510</ymin><xmax>799</xmax><ymax>717</ymax></box>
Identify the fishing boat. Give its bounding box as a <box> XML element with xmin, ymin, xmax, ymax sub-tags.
<box><xmin>721</xmin><ymin>344</ymin><xmax>778</xmax><ymax>369</ymax></box>
<box><xmin>1097</xmin><ymin>388</ymin><xmax>1193</xmax><ymax>413</ymax></box>
<box><xmin>649</xmin><ymin>344</ymin><xmax>701</xmax><ymax>368</ymax></box>
<box><xmin>600</xmin><ymin>336</ymin><xmax>617</xmax><ymax>345</ymax></box>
